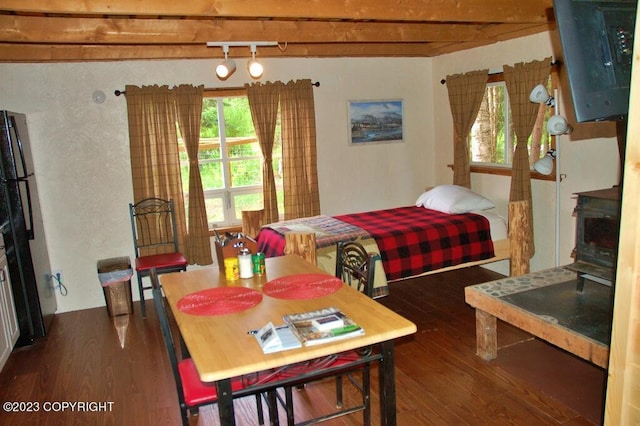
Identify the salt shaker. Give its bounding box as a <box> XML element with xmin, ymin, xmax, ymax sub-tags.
<box><xmin>237</xmin><ymin>248</ymin><xmax>254</xmax><ymax>278</ymax></box>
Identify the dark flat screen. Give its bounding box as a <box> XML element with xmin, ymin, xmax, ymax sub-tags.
<box><xmin>554</xmin><ymin>0</ymin><xmax>636</xmax><ymax>122</ymax></box>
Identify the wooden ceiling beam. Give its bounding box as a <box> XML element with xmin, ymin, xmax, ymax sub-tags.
<box><xmin>0</xmin><ymin>15</ymin><xmax>505</xmax><ymax>44</ymax></box>
<box><xmin>0</xmin><ymin>42</ymin><xmax>449</xmax><ymax>62</ymax></box>
<box><xmin>0</xmin><ymin>0</ymin><xmax>554</xmax><ymax>23</ymax></box>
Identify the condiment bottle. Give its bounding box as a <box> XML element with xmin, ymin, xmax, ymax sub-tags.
<box><xmin>238</xmin><ymin>248</ymin><xmax>254</xmax><ymax>278</ymax></box>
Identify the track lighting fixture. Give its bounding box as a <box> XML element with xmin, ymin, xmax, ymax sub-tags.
<box><xmin>215</xmin><ymin>45</ymin><xmax>236</xmax><ymax>80</ymax></box>
<box><xmin>207</xmin><ymin>41</ymin><xmax>277</xmax><ymax>80</ymax></box>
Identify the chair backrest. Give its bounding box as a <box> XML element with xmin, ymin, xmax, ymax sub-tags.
<box><xmin>130</xmin><ymin>198</ymin><xmax>180</xmax><ymax>258</ymax></box>
<box><xmin>335</xmin><ymin>241</ymin><xmax>380</xmax><ymax>298</ymax></box>
<box><xmin>150</xmin><ymin>268</ymin><xmax>186</xmax><ymax>405</ymax></box>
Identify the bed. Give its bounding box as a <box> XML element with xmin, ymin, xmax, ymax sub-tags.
<box><xmin>256</xmin><ymin>185</ymin><xmax>523</xmax><ymax>297</ymax></box>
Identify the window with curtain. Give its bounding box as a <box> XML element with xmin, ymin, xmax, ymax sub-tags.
<box><xmin>177</xmin><ymin>91</ymin><xmax>283</xmax><ymax>228</ymax></box>
<box><xmin>469</xmin><ymin>74</ymin><xmax>556</xmax><ymax>174</ymax></box>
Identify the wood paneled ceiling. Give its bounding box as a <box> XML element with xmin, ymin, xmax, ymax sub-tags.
<box><xmin>0</xmin><ymin>0</ymin><xmax>556</xmax><ymax>63</ymax></box>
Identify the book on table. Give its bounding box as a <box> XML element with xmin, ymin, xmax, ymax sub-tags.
<box><xmin>253</xmin><ymin>322</ymin><xmax>302</xmax><ymax>354</ymax></box>
<box><xmin>282</xmin><ymin>306</ymin><xmax>364</xmax><ymax>347</ymax></box>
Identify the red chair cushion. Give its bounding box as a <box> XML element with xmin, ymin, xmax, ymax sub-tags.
<box><xmin>178</xmin><ymin>359</ymin><xmax>257</xmax><ymax>407</ymax></box>
<box><xmin>178</xmin><ymin>351</ymin><xmax>367</xmax><ymax>407</ymax></box>
<box><xmin>136</xmin><ymin>252</ymin><xmax>188</xmax><ymax>272</ymax></box>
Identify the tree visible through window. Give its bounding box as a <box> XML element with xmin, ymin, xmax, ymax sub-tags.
<box><xmin>178</xmin><ymin>93</ymin><xmax>283</xmax><ymax>228</ymax></box>
<box><xmin>469</xmin><ymin>77</ymin><xmax>554</xmax><ymax>169</ymax></box>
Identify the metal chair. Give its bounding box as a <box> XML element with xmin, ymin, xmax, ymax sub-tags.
<box><xmin>335</xmin><ymin>240</ymin><xmax>380</xmax><ymax>299</ymax></box>
<box><xmin>129</xmin><ymin>198</ymin><xmax>188</xmax><ymax>318</ymax></box>
<box><xmin>333</xmin><ymin>241</ymin><xmax>381</xmax><ymax>423</ymax></box>
<box><xmin>149</xmin><ymin>268</ymin><xmax>273</xmax><ymax>426</ymax></box>
<box><xmin>279</xmin><ymin>241</ymin><xmax>381</xmax><ymax>425</ymax></box>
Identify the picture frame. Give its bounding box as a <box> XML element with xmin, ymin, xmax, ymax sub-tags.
<box><xmin>348</xmin><ymin>99</ymin><xmax>404</xmax><ymax>145</ymax></box>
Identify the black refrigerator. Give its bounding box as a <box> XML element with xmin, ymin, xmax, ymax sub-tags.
<box><xmin>0</xmin><ymin>110</ymin><xmax>56</xmax><ymax>346</ymax></box>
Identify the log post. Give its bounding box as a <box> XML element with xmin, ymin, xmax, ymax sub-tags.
<box><xmin>284</xmin><ymin>232</ymin><xmax>317</xmax><ymax>265</ymax></box>
<box><xmin>241</xmin><ymin>209</ymin><xmax>265</xmax><ymax>239</ymax></box>
<box><xmin>508</xmin><ymin>200</ymin><xmax>531</xmax><ymax>277</ymax></box>
<box><xmin>475</xmin><ymin>309</ymin><xmax>497</xmax><ymax>360</ymax></box>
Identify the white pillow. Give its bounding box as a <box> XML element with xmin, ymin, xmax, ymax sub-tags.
<box><xmin>415</xmin><ymin>185</ymin><xmax>494</xmax><ymax>214</ymax></box>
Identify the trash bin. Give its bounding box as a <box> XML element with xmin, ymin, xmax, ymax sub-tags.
<box><xmin>98</xmin><ymin>256</ymin><xmax>133</xmax><ymax>317</ymax></box>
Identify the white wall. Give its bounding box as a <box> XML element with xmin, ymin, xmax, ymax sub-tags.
<box><xmin>432</xmin><ymin>31</ymin><xmax>621</xmax><ymax>274</ymax></box>
<box><xmin>0</xmin><ymin>57</ymin><xmax>434</xmax><ymax>313</ymax></box>
<box><xmin>0</xmin><ymin>31</ymin><xmax>622</xmax><ymax>313</ymax></box>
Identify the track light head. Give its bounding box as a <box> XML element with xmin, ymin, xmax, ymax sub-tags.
<box><xmin>215</xmin><ymin>45</ymin><xmax>236</xmax><ymax>80</ymax></box>
<box><xmin>216</xmin><ymin>59</ymin><xmax>236</xmax><ymax>80</ymax></box>
<box><xmin>247</xmin><ymin>44</ymin><xmax>264</xmax><ymax>79</ymax></box>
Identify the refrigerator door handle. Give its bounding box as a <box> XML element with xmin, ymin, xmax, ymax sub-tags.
<box><xmin>9</xmin><ymin>115</ymin><xmax>30</xmax><ymax>180</ymax></box>
<box><xmin>18</xmin><ymin>177</ymin><xmax>35</xmax><ymax>240</ymax></box>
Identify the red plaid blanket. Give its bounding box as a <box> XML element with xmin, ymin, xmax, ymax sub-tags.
<box><xmin>257</xmin><ymin>206</ymin><xmax>495</xmax><ymax>281</ymax></box>
<box><xmin>334</xmin><ymin>206</ymin><xmax>495</xmax><ymax>281</ymax></box>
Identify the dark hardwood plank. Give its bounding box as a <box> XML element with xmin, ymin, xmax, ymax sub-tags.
<box><xmin>0</xmin><ymin>267</ymin><xmax>603</xmax><ymax>425</ymax></box>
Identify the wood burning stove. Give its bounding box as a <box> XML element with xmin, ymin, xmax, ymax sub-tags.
<box><xmin>567</xmin><ymin>187</ymin><xmax>621</xmax><ymax>290</ymax></box>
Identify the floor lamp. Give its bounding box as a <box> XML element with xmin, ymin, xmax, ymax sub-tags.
<box><xmin>531</xmin><ymin>87</ymin><xmax>572</xmax><ymax>267</ymax></box>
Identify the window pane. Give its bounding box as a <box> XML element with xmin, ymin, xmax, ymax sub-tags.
<box><xmin>233</xmin><ymin>193</ymin><xmax>263</xmax><ymax>220</ymax></box>
<box><xmin>471</xmin><ymin>84</ymin><xmax>506</xmax><ymax>164</ymax></box>
<box><xmin>223</xmin><ymin>97</ymin><xmax>256</xmax><ymax>140</ymax></box>
<box><xmin>200</xmin><ymin>162</ymin><xmax>224</xmax><ymax>190</ymax></box>
<box><xmin>205</xmin><ymin>197</ymin><xmax>225</xmax><ymax>224</ymax></box>
<box><xmin>201</xmin><ymin>98</ymin><xmax>220</xmax><ymax>138</ymax></box>
<box><xmin>230</xmin><ymin>158</ymin><xmax>262</xmax><ymax>187</ymax></box>
<box><xmin>199</xmin><ymin>139</ymin><xmax>221</xmax><ymax>160</ymax></box>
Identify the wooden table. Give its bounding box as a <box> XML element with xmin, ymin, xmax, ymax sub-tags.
<box><xmin>160</xmin><ymin>255</ymin><xmax>417</xmax><ymax>425</ymax></box>
<box><xmin>464</xmin><ymin>266</ymin><xmax>611</xmax><ymax>368</ymax></box>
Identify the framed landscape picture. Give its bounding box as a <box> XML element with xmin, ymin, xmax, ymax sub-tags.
<box><xmin>348</xmin><ymin>99</ymin><xmax>404</xmax><ymax>145</ymax></box>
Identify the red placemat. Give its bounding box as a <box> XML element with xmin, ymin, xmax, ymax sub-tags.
<box><xmin>177</xmin><ymin>287</ymin><xmax>262</xmax><ymax>316</ymax></box>
<box><xmin>263</xmin><ymin>274</ymin><xmax>344</xmax><ymax>299</ymax></box>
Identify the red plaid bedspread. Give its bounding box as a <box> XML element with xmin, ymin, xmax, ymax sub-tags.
<box><xmin>257</xmin><ymin>206</ymin><xmax>495</xmax><ymax>281</ymax></box>
<box><xmin>335</xmin><ymin>206</ymin><xmax>495</xmax><ymax>281</ymax></box>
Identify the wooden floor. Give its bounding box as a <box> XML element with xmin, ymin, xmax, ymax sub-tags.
<box><xmin>0</xmin><ymin>267</ymin><xmax>606</xmax><ymax>425</ymax></box>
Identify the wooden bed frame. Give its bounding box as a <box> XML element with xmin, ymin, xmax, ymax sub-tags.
<box><xmin>243</xmin><ymin>200</ymin><xmax>530</xmax><ymax>280</ymax></box>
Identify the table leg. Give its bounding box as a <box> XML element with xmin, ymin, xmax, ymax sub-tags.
<box><xmin>216</xmin><ymin>378</ymin><xmax>235</xmax><ymax>425</ymax></box>
<box><xmin>378</xmin><ymin>340</ymin><xmax>397</xmax><ymax>426</ymax></box>
<box><xmin>475</xmin><ymin>309</ymin><xmax>497</xmax><ymax>360</ymax></box>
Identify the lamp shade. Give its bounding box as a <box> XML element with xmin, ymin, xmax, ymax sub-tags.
<box><xmin>548</xmin><ymin>114</ymin><xmax>571</xmax><ymax>135</ymax></box>
<box><xmin>529</xmin><ymin>84</ymin><xmax>555</xmax><ymax>106</ymax></box>
<box><xmin>215</xmin><ymin>59</ymin><xmax>236</xmax><ymax>80</ymax></box>
<box><xmin>533</xmin><ymin>149</ymin><xmax>556</xmax><ymax>175</ymax></box>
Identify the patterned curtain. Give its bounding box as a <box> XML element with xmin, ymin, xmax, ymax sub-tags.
<box><xmin>504</xmin><ymin>57</ymin><xmax>552</xmax><ymax>259</ymax></box>
<box><xmin>125</xmin><ymin>85</ymin><xmax>187</xmax><ymax>256</ymax></box>
<box><xmin>445</xmin><ymin>70</ymin><xmax>488</xmax><ymax>188</ymax></box>
<box><xmin>246</xmin><ymin>82</ymin><xmax>280</xmax><ymax>225</ymax></box>
<box><xmin>174</xmin><ymin>84</ymin><xmax>212</xmax><ymax>265</ymax></box>
<box><xmin>279</xmin><ymin>79</ymin><xmax>320</xmax><ymax>220</ymax></box>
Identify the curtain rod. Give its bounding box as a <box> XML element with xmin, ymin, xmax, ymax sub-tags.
<box><xmin>114</xmin><ymin>81</ymin><xmax>320</xmax><ymax>97</ymax></box>
<box><xmin>439</xmin><ymin>60</ymin><xmax>560</xmax><ymax>85</ymax></box>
